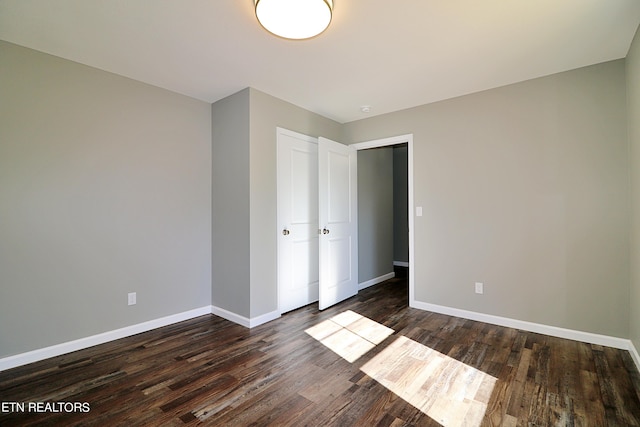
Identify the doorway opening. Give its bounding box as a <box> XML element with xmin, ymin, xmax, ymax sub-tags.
<box><xmin>352</xmin><ymin>134</ymin><xmax>414</xmax><ymax>307</ymax></box>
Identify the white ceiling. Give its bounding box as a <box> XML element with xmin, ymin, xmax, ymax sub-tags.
<box><xmin>1</xmin><ymin>0</ymin><xmax>639</xmax><ymax>123</ymax></box>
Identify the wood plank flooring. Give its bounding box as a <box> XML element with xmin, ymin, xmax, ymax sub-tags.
<box><xmin>1</xmin><ymin>274</ymin><xmax>640</xmax><ymax>426</ymax></box>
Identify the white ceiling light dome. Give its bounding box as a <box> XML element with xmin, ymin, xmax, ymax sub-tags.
<box><xmin>255</xmin><ymin>0</ymin><xmax>333</xmax><ymax>40</ymax></box>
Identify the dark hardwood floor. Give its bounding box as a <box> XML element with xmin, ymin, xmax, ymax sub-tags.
<box><xmin>1</xmin><ymin>274</ymin><xmax>640</xmax><ymax>426</ymax></box>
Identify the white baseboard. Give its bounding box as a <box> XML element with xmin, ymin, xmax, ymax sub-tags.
<box><xmin>249</xmin><ymin>310</ymin><xmax>281</xmax><ymax>328</ymax></box>
<box><xmin>410</xmin><ymin>299</ymin><xmax>631</xmax><ymax>350</ymax></box>
<box><xmin>211</xmin><ymin>305</ymin><xmax>251</xmax><ymax>328</ymax></box>
<box><xmin>0</xmin><ymin>306</ymin><xmax>212</xmax><ymax>372</ymax></box>
<box><xmin>359</xmin><ymin>272</ymin><xmax>395</xmax><ymax>290</ymax></box>
<box><xmin>5</xmin><ymin>299</ymin><xmax>639</xmax><ymax>374</ymax></box>
<box><xmin>210</xmin><ymin>306</ymin><xmax>281</xmax><ymax>329</ymax></box>
<box><xmin>630</xmin><ymin>340</ymin><xmax>640</xmax><ymax>372</ymax></box>
<box><xmin>393</xmin><ymin>261</ymin><xmax>409</xmax><ymax>267</ymax></box>
<box><xmin>1</xmin><ymin>304</ymin><xmax>284</xmax><ymax>372</ymax></box>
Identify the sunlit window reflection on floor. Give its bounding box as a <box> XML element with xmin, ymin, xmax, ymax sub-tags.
<box><xmin>306</xmin><ymin>311</ymin><xmax>497</xmax><ymax>426</ymax></box>
<box><xmin>361</xmin><ymin>336</ymin><xmax>497</xmax><ymax>427</ymax></box>
<box><xmin>305</xmin><ymin>310</ymin><xmax>394</xmax><ymax>362</ymax></box>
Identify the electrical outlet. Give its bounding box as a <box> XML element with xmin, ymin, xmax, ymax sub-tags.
<box><xmin>128</xmin><ymin>292</ymin><xmax>137</xmax><ymax>306</ymax></box>
<box><xmin>475</xmin><ymin>282</ymin><xmax>483</xmax><ymax>294</ymax></box>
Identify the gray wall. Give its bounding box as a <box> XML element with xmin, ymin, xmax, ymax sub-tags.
<box><xmin>2</xmin><ymin>35</ymin><xmax>637</xmax><ymax>361</ymax></box>
<box><xmin>344</xmin><ymin>60</ymin><xmax>630</xmax><ymax>338</ymax></box>
<box><xmin>628</xmin><ymin>27</ymin><xmax>640</xmax><ymax>352</ymax></box>
<box><xmin>212</xmin><ymin>89</ymin><xmax>251</xmax><ymax>317</ymax></box>
<box><xmin>393</xmin><ymin>145</ymin><xmax>409</xmax><ymax>264</ymax></box>
<box><xmin>0</xmin><ymin>41</ymin><xmax>212</xmax><ymax>358</ymax></box>
<box><xmin>358</xmin><ymin>148</ymin><xmax>394</xmax><ymax>282</ymax></box>
<box><xmin>248</xmin><ymin>88</ymin><xmax>342</xmax><ymax>318</ymax></box>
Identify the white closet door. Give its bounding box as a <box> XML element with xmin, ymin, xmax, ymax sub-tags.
<box><xmin>318</xmin><ymin>137</ymin><xmax>358</xmax><ymax>310</ymax></box>
<box><xmin>277</xmin><ymin>129</ymin><xmax>319</xmax><ymax>313</ymax></box>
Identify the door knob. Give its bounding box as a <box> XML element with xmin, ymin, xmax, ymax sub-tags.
<box><xmin>282</xmin><ymin>229</ymin><xmax>290</xmax><ymax>236</ymax></box>
<box><xmin>322</xmin><ymin>228</ymin><xmax>330</xmax><ymax>234</ymax></box>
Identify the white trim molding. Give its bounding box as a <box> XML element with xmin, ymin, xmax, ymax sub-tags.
<box><xmin>359</xmin><ymin>272</ymin><xmax>395</xmax><ymax>290</ymax></box>
<box><xmin>3</xmin><ymin>300</ymin><xmax>639</xmax><ymax>374</ymax></box>
<box><xmin>249</xmin><ymin>310</ymin><xmax>281</xmax><ymax>328</ymax></box>
<box><xmin>0</xmin><ymin>306</ymin><xmax>212</xmax><ymax>372</ymax></box>
<box><xmin>211</xmin><ymin>305</ymin><xmax>251</xmax><ymax>328</ymax></box>
<box><xmin>411</xmin><ymin>299</ymin><xmax>633</xmax><ymax>351</ymax></box>
<box><xmin>630</xmin><ymin>340</ymin><xmax>640</xmax><ymax>372</ymax></box>
<box><xmin>352</xmin><ymin>133</ymin><xmax>415</xmax><ymax>313</ymax></box>
<box><xmin>1</xmin><ymin>304</ymin><xmax>284</xmax><ymax>372</ymax></box>
<box><xmin>211</xmin><ymin>306</ymin><xmax>281</xmax><ymax>329</ymax></box>
<box><xmin>350</xmin><ymin>134</ymin><xmax>413</xmax><ymax>151</ymax></box>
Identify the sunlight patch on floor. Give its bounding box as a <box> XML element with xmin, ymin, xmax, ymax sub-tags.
<box><xmin>360</xmin><ymin>335</ymin><xmax>497</xmax><ymax>427</ymax></box>
<box><xmin>305</xmin><ymin>310</ymin><xmax>394</xmax><ymax>363</ymax></box>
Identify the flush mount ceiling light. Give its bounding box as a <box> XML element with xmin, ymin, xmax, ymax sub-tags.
<box><xmin>255</xmin><ymin>0</ymin><xmax>333</xmax><ymax>40</ymax></box>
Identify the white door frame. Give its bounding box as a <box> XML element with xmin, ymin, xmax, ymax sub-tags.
<box><xmin>350</xmin><ymin>134</ymin><xmax>415</xmax><ymax>307</ymax></box>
